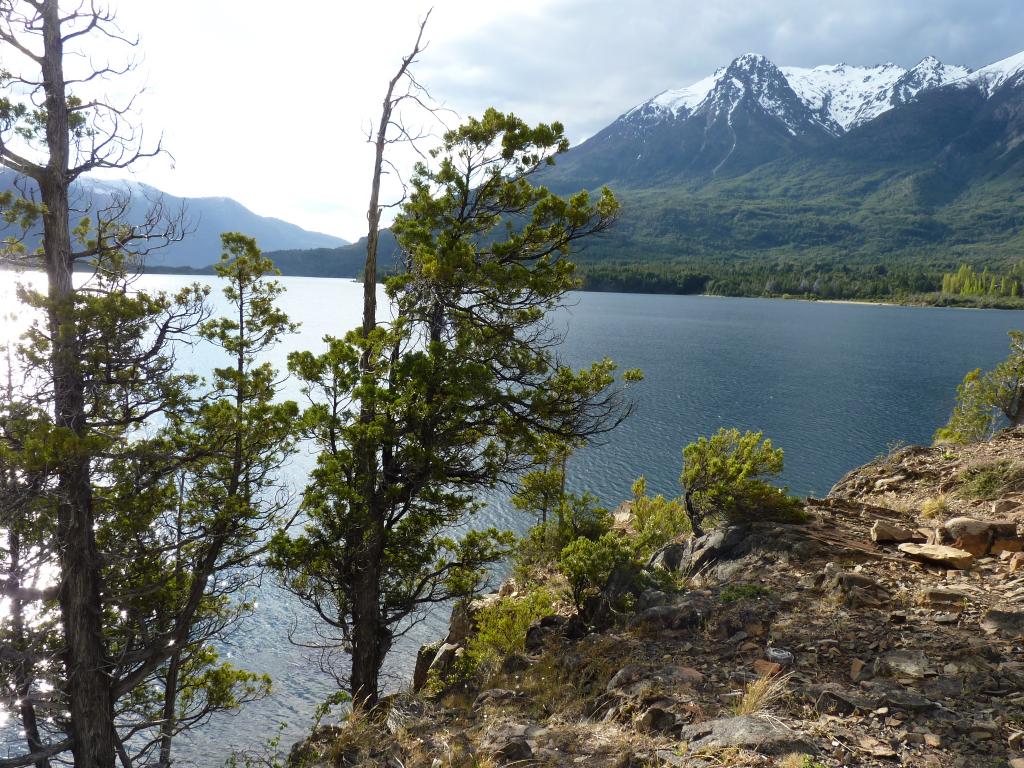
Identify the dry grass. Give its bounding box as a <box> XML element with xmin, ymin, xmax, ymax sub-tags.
<box><xmin>730</xmin><ymin>672</ymin><xmax>792</xmax><ymax>716</ymax></box>
<box><xmin>920</xmin><ymin>494</ymin><xmax>949</xmax><ymax>521</ymax></box>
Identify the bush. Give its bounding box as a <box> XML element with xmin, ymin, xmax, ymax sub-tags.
<box><xmin>680</xmin><ymin>428</ymin><xmax>794</xmax><ymax>535</ymax></box>
<box><xmin>464</xmin><ymin>587</ymin><xmax>558</xmax><ymax>676</ymax></box>
<box><xmin>630</xmin><ymin>476</ymin><xmax>691</xmax><ymax>556</ymax></box>
<box><xmin>558</xmin><ymin>532</ymin><xmax>633</xmax><ymax>618</ymax></box>
<box><xmin>514</xmin><ymin>493</ymin><xmax>611</xmax><ymax>578</ymax></box>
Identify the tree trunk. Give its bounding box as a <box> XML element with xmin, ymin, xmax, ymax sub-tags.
<box><xmin>684</xmin><ymin>490</ymin><xmax>704</xmax><ymax>539</ymax></box>
<box><xmin>40</xmin><ymin>3</ymin><xmax>115</xmax><ymax>766</ymax></box>
<box><xmin>157</xmin><ymin>651</ymin><xmax>181</xmax><ymax>768</ymax></box>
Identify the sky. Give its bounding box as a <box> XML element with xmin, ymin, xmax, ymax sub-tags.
<box><xmin>92</xmin><ymin>0</ymin><xmax>1024</xmax><ymax>241</ymax></box>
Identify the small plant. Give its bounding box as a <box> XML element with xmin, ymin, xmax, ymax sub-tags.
<box><xmin>920</xmin><ymin>494</ymin><xmax>949</xmax><ymax>520</ymax></box>
<box><xmin>719</xmin><ymin>583</ymin><xmax>771</xmax><ymax>603</ymax></box>
<box><xmin>958</xmin><ymin>460</ymin><xmax>1024</xmax><ymax>500</ymax></box>
<box><xmin>780</xmin><ymin>755</ymin><xmax>828</xmax><ymax>768</ymax></box>
<box><xmin>730</xmin><ymin>672</ymin><xmax>792</xmax><ymax>716</ymax></box>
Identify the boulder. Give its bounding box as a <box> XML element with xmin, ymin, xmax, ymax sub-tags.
<box><xmin>993</xmin><ymin>498</ymin><xmax>1024</xmax><ymax>516</ymax></box>
<box><xmin>479</xmin><ymin>723</ymin><xmax>544</xmax><ymax>764</ymax></box>
<box><xmin>870</xmin><ymin>520</ymin><xmax>917</xmax><ymax>543</ymax></box>
<box><xmin>940</xmin><ymin>517</ymin><xmax>1019</xmax><ymax>556</ymax></box>
<box><xmin>677</xmin><ymin>715</ymin><xmax>815</xmax><ymax>756</ymax></box>
<box><xmin>897</xmin><ymin>542</ymin><xmax>974</xmax><ymax>569</ymax></box>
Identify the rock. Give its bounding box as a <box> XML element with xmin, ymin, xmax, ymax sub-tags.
<box><xmin>638</xmin><ymin>589</ymin><xmax>670</xmax><ymax>612</ymax></box>
<box><xmin>876</xmin><ymin>649</ymin><xmax>930</xmax><ymax>678</ymax></box>
<box><xmin>1010</xmin><ymin>760</ymin><xmax>1024</xmax><ymax>768</ymax></box>
<box><xmin>427</xmin><ymin>642</ymin><xmax>461</xmax><ymax>678</ymax></box>
<box><xmin>659</xmin><ymin>525</ymin><xmax>750</xmax><ymax>575</ymax></box>
<box><xmin>861</xmin><ymin>680</ymin><xmax>936</xmax><ymax>712</ymax></box>
<box><xmin>635</xmin><ymin>593</ymin><xmax>713</xmax><ymax>630</ymax></box>
<box><xmin>898</xmin><ymin>542</ymin><xmax>974</xmax><ymax>569</ymax></box>
<box><xmin>980</xmin><ymin>609</ymin><xmax>1024</xmax><ymax>637</ymax></box>
<box><xmin>994</xmin><ymin>537</ymin><xmax>1024</xmax><ymax>553</ymax></box>
<box><xmin>1012</xmin><ymin>552</ymin><xmax>1024</xmax><ymax>573</ymax></box>
<box><xmin>921</xmin><ymin>587</ymin><xmax>970</xmax><ymax>608</ymax></box>
<box><xmin>412</xmin><ymin>640</ymin><xmax>442</xmax><ymax>692</ymax></box>
<box><xmin>871</xmin><ymin>520</ymin><xmax>917</xmax><ymax>543</ymax></box>
<box><xmin>637</xmin><ymin>704</ymin><xmax>678</xmax><ymax>734</ymax></box>
<box><xmin>993</xmin><ymin>498</ymin><xmax>1023</xmax><ymax>516</ymax></box>
<box><xmin>480</xmin><ymin>723</ymin><xmax>543</xmax><ymax>764</ymax></box>
<box><xmin>677</xmin><ymin>715</ymin><xmax>815</xmax><ymax>756</ymax></box>
<box><xmin>612</xmin><ymin>500</ymin><xmax>636</xmax><ymax>534</ymax></box>
<box><xmin>607</xmin><ymin>664</ymin><xmax>646</xmax><ymax>693</ymax></box>
<box><xmin>850</xmin><ymin>658</ymin><xmax>867</xmax><ymax>682</ymax></box>
<box><xmin>941</xmin><ymin>517</ymin><xmax>1019</xmax><ymax>556</ymax></box>
<box><xmin>765</xmin><ymin>646</ymin><xmax>794</xmax><ymax>667</ymax></box>
<box><xmin>814</xmin><ymin>687</ymin><xmax>877</xmax><ymax>715</ymax></box>
<box><xmin>753</xmin><ymin>659</ymin><xmax>782</xmax><ymax>677</ymax></box>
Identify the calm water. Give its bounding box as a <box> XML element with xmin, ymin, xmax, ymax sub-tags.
<box><xmin>1</xmin><ymin>273</ymin><xmax>1023</xmax><ymax>763</ymax></box>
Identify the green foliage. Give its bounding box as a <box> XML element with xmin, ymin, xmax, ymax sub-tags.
<box><xmin>558</xmin><ymin>532</ymin><xmax>634</xmax><ymax>617</ymax></box>
<box><xmin>463</xmin><ymin>588</ymin><xmax>558</xmax><ymax>676</ymax></box>
<box><xmin>942</xmin><ymin>262</ymin><xmax>1023</xmax><ymax>299</ymax></box>
<box><xmin>680</xmin><ymin>428</ymin><xmax>793</xmax><ymax>535</ymax></box>
<box><xmin>957</xmin><ymin>460</ymin><xmax>1024</xmax><ymax>500</ymax></box>
<box><xmin>270</xmin><ymin>109</ymin><xmax>635</xmax><ymax>705</ymax></box>
<box><xmin>630</xmin><ymin>475</ymin><xmax>691</xmax><ymax>555</ymax></box>
<box><xmin>719</xmin><ymin>583</ymin><xmax>772</xmax><ymax>603</ymax></box>
<box><xmin>514</xmin><ymin>492</ymin><xmax>612</xmax><ymax>579</ymax></box>
<box><xmin>936</xmin><ymin>331</ymin><xmax>1024</xmax><ymax>444</ymax></box>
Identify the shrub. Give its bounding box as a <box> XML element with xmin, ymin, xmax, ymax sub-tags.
<box><xmin>630</xmin><ymin>476</ymin><xmax>691</xmax><ymax>556</ymax></box>
<box><xmin>680</xmin><ymin>428</ymin><xmax>795</xmax><ymax>535</ymax></box>
<box><xmin>935</xmin><ymin>330</ymin><xmax>1024</xmax><ymax>444</ymax></box>
<box><xmin>558</xmin><ymin>532</ymin><xmax>633</xmax><ymax>618</ymax></box>
<box><xmin>464</xmin><ymin>587</ymin><xmax>558</xmax><ymax>674</ymax></box>
<box><xmin>514</xmin><ymin>493</ymin><xmax>612</xmax><ymax>577</ymax></box>
<box><xmin>958</xmin><ymin>460</ymin><xmax>1024</xmax><ymax>500</ymax></box>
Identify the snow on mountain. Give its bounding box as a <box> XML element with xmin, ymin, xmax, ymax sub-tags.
<box><xmin>962</xmin><ymin>50</ymin><xmax>1024</xmax><ymax>96</ymax></box>
<box><xmin>622</xmin><ymin>53</ymin><xmax>985</xmax><ymax>137</ymax></box>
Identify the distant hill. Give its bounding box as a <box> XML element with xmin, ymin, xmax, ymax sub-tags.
<box><xmin>0</xmin><ymin>172</ymin><xmax>348</xmax><ymax>268</ymax></box>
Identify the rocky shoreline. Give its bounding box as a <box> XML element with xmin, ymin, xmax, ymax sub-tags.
<box><xmin>292</xmin><ymin>427</ymin><xmax>1024</xmax><ymax>767</ymax></box>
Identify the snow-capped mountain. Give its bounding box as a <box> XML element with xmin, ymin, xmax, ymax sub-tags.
<box><xmin>543</xmin><ymin>49</ymin><xmax>1022</xmax><ymax>190</ymax></box>
<box><xmin>959</xmin><ymin>50</ymin><xmax>1024</xmax><ymax>96</ymax></box>
<box><xmin>625</xmin><ymin>53</ymin><xmax>971</xmax><ymax>137</ymax></box>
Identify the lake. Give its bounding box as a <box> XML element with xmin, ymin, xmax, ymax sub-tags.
<box><xmin>1</xmin><ymin>272</ymin><xmax>1022</xmax><ymax>763</ymax></box>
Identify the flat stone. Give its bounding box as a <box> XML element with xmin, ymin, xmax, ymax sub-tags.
<box><xmin>753</xmin><ymin>659</ymin><xmax>782</xmax><ymax>677</ymax></box>
<box><xmin>877</xmin><ymin>649</ymin><xmax>930</xmax><ymax>679</ymax></box>
<box><xmin>871</xmin><ymin>520</ymin><xmax>917</xmax><ymax>543</ymax></box>
<box><xmin>993</xmin><ymin>499</ymin><xmax>1023</xmax><ymax>516</ymax></box>
<box><xmin>993</xmin><ymin>537</ymin><xmax>1024</xmax><ymax>553</ymax></box>
<box><xmin>980</xmin><ymin>609</ymin><xmax>1024</xmax><ymax>637</ymax></box>
<box><xmin>898</xmin><ymin>543</ymin><xmax>974</xmax><ymax>569</ymax></box>
<box><xmin>677</xmin><ymin>715</ymin><xmax>814</xmax><ymax>756</ymax></box>
<box><xmin>921</xmin><ymin>587</ymin><xmax>970</xmax><ymax>607</ymax></box>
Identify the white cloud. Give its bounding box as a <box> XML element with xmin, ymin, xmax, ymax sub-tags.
<box><xmin>86</xmin><ymin>0</ymin><xmax>1023</xmax><ymax>241</ymax></box>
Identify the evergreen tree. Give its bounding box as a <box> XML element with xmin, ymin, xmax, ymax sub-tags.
<box><xmin>270</xmin><ymin>108</ymin><xmax>638</xmax><ymax>709</ymax></box>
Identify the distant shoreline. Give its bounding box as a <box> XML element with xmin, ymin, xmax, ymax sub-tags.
<box><xmin>4</xmin><ymin>262</ymin><xmax>1023</xmax><ymax>311</ymax></box>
